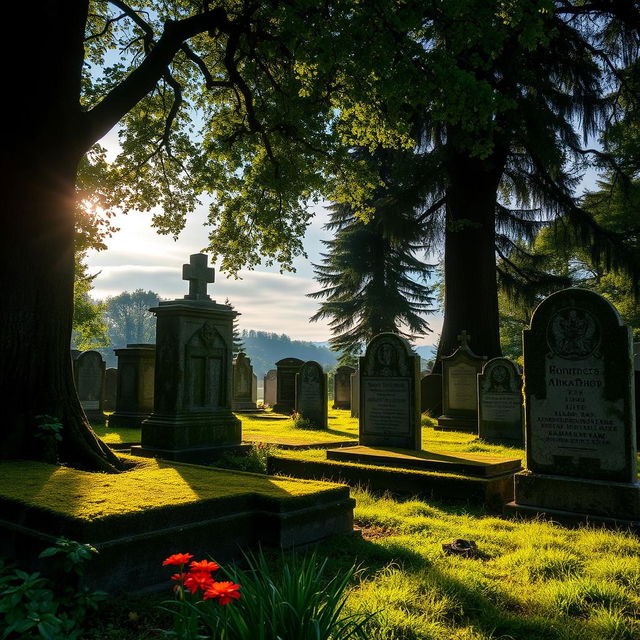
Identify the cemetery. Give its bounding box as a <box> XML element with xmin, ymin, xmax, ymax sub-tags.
<box><xmin>2</xmin><ymin>3</ymin><xmax>640</xmax><ymax>640</ymax></box>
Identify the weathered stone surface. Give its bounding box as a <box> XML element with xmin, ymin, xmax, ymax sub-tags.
<box><xmin>634</xmin><ymin>343</ymin><xmax>639</xmax><ymax>442</ymax></box>
<box><xmin>109</xmin><ymin>344</ymin><xmax>155</xmax><ymax>429</ymax></box>
<box><xmin>295</xmin><ymin>361</ymin><xmax>327</xmax><ymax>429</ymax></box>
<box><xmin>73</xmin><ymin>351</ymin><xmax>105</xmax><ymax>424</ymax></box>
<box><xmin>350</xmin><ymin>370</ymin><xmax>360</xmax><ymax>418</ymax></box>
<box><xmin>232</xmin><ymin>352</ymin><xmax>257</xmax><ymax>411</ymax></box>
<box><xmin>333</xmin><ymin>366</ymin><xmax>355</xmax><ymax>409</ymax></box>
<box><xmin>359</xmin><ymin>333</ymin><xmax>421</xmax><ymax>449</ymax></box>
<box><xmin>523</xmin><ymin>289</ymin><xmax>636</xmax><ymax>483</ymax></box>
<box><xmin>252</xmin><ymin>373</ymin><xmax>258</xmax><ymax>406</ymax></box>
<box><xmin>420</xmin><ymin>373</ymin><xmax>442</xmax><ymax>417</ymax></box>
<box><xmin>264</xmin><ymin>369</ymin><xmax>277</xmax><ymax>407</ymax></box>
<box><xmin>102</xmin><ymin>368</ymin><xmax>118</xmax><ymax>413</ymax></box>
<box><xmin>477</xmin><ymin>358</ymin><xmax>523</xmax><ymax>446</ymax></box>
<box><xmin>437</xmin><ymin>331</ymin><xmax>486</xmax><ymax>432</ymax></box>
<box><xmin>135</xmin><ymin>254</ymin><xmax>242</xmax><ymax>462</ymax></box>
<box><xmin>273</xmin><ymin>358</ymin><xmax>304</xmax><ymax>414</ymax></box>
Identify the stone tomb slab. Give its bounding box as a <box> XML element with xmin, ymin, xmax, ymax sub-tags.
<box><xmin>0</xmin><ymin>459</ymin><xmax>355</xmax><ymax>593</ymax></box>
<box><xmin>326</xmin><ymin>445</ymin><xmax>521</xmax><ymax>478</ymax></box>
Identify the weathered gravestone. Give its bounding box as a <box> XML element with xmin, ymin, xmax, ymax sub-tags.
<box><xmin>102</xmin><ymin>368</ymin><xmax>118</xmax><ymax>413</ymax></box>
<box><xmin>634</xmin><ymin>343</ymin><xmax>639</xmax><ymax>442</ymax></box>
<box><xmin>74</xmin><ymin>351</ymin><xmax>105</xmax><ymax>424</ymax></box>
<box><xmin>264</xmin><ymin>369</ymin><xmax>277</xmax><ymax>406</ymax></box>
<box><xmin>357</xmin><ymin>333</ymin><xmax>421</xmax><ymax>449</ymax></box>
<box><xmin>273</xmin><ymin>358</ymin><xmax>304</xmax><ymax>414</ymax></box>
<box><xmin>295</xmin><ymin>361</ymin><xmax>328</xmax><ymax>429</ymax></box>
<box><xmin>350</xmin><ymin>370</ymin><xmax>360</xmax><ymax>418</ymax></box>
<box><xmin>109</xmin><ymin>344</ymin><xmax>156</xmax><ymax>429</ymax></box>
<box><xmin>437</xmin><ymin>331</ymin><xmax>486</xmax><ymax>432</ymax></box>
<box><xmin>134</xmin><ymin>254</ymin><xmax>243</xmax><ymax>463</ymax></box>
<box><xmin>232</xmin><ymin>352</ymin><xmax>257</xmax><ymax>411</ymax></box>
<box><xmin>506</xmin><ymin>289</ymin><xmax>639</xmax><ymax>528</ymax></box>
<box><xmin>477</xmin><ymin>358</ymin><xmax>523</xmax><ymax>446</ymax></box>
<box><xmin>333</xmin><ymin>365</ymin><xmax>355</xmax><ymax>409</ymax></box>
<box><xmin>252</xmin><ymin>373</ymin><xmax>258</xmax><ymax>406</ymax></box>
<box><xmin>421</xmin><ymin>373</ymin><xmax>443</xmax><ymax>418</ymax></box>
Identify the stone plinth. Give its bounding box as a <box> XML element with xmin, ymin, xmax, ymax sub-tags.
<box><xmin>437</xmin><ymin>331</ymin><xmax>486</xmax><ymax>432</ymax></box>
<box><xmin>273</xmin><ymin>358</ymin><xmax>303</xmax><ymax>414</ymax></box>
<box><xmin>109</xmin><ymin>344</ymin><xmax>155</xmax><ymax>429</ymax></box>
<box><xmin>333</xmin><ymin>366</ymin><xmax>355</xmax><ymax>409</ymax></box>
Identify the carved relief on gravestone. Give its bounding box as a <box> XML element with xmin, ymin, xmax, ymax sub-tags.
<box><xmin>185</xmin><ymin>321</ymin><xmax>225</xmax><ymax>409</ymax></box>
<box><xmin>333</xmin><ymin>365</ymin><xmax>355</xmax><ymax>409</ymax></box>
<box><xmin>524</xmin><ymin>289</ymin><xmax>636</xmax><ymax>483</ymax></box>
<box><xmin>437</xmin><ymin>331</ymin><xmax>486</xmax><ymax>432</ymax></box>
<box><xmin>359</xmin><ymin>333</ymin><xmax>421</xmax><ymax>449</ymax></box>
<box><xmin>477</xmin><ymin>358</ymin><xmax>523</xmax><ymax>445</ymax></box>
<box><xmin>296</xmin><ymin>360</ymin><xmax>327</xmax><ymax>429</ymax></box>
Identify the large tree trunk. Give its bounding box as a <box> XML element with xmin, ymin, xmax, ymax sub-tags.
<box><xmin>1</xmin><ymin>0</ymin><xmax>120</xmax><ymax>471</ymax></box>
<box><xmin>433</xmin><ymin>148</ymin><xmax>507</xmax><ymax>371</ymax></box>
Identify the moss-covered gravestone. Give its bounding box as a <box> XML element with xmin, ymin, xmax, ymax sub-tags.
<box><xmin>273</xmin><ymin>358</ymin><xmax>304</xmax><ymax>414</ymax></box>
<box><xmin>295</xmin><ymin>361</ymin><xmax>328</xmax><ymax>428</ymax></box>
<box><xmin>333</xmin><ymin>365</ymin><xmax>355</xmax><ymax>409</ymax></box>
<box><xmin>109</xmin><ymin>344</ymin><xmax>155</xmax><ymax>428</ymax></box>
<box><xmin>74</xmin><ymin>350</ymin><xmax>105</xmax><ymax>425</ymax></box>
<box><xmin>477</xmin><ymin>358</ymin><xmax>523</xmax><ymax>446</ymax></box>
<box><xmin>232</xmin><ymin>352</ymin><xmax>257</xmax><ymax>411</ymax></box>
<box><xmin>134</xmin><ymin>254</ymin><xmax>243</xmax><ymax>463</ymax></box>
<box><xmin>506</xmin><ymin>289</ymin><xmax>639</xmax><ymax>529</ymax></box>
<box><xmin>437</xmin><ymin>331</ymin><xmax>486</xmax><ymax>432</ymax></box>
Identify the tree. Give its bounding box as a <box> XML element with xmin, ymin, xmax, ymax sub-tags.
<box><xmin>71</xmin><ymin>259</ymin><xmax>109</xmax><ymax>351</ymax></box>
<box><xmin>310</xmin><ymin>148</ymin><xmax>435</xmax><ymax>358</ymax></box>
<box><xmin>225</xmin><ymin>299</ymin><xmax>244</xmax><ymax>355</ymax></box>
<box><xmin>104</xmin><ymin>289</ymin><xmax>159</xmax><ymax>348</ymax></box>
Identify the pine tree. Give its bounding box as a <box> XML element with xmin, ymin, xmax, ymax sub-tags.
<box><xmin>225</xmin><ymin>299</ymin><xmax>245</xmax><ymax>355</ymax></box>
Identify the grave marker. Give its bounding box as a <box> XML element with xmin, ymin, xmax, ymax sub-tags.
<box><xmin>102</xmin><ymin>368</ymin><xmax>118</xmax><ymax>413</ymax></box>
<box><xmin>232</xmin><ymin>352</ymin><xmax>257</xmax><ymax>411</ymax></box>
<box><xmin>295</xmin><ymin>361</ymin><xmax>328</xmax><ymax>429</ymax></box>
<box><xmin>74</xmin><ymin>351</ymin><xmax>105</xmax><ymax>424</ymax></box>
<box><xmin>274</xmin><ymin>358</ymin><xmax>303</xmax><ymax>414</ymax></box>
<box><xmin>333</xmin><ymin>365</ymin><xmax>355</xmax><ymax>409</ymax></box>
<box><xmin>350</xmin><ymin>370</ymin><xmax>360</xmax><ymax>418</ymax></box>
<box><xmin>420</xmin><ymin>373</ymin><xmax>442</xmax><ymax>418</ymax></box>
<box><xmin>477</xmin><ymin>358</ymin><xmax>523</xmax><ymax>446</ymax></box>
<box><xmin>264</xmin><ymin>369</ymin><xmax>277</xmax><ymax>406</ymax></box>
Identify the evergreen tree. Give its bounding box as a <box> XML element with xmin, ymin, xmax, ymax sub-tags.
<box><xmin>225</xmin><ymin>299</ymin><xmax>245</xmax><ymax>355</ymax></box>
<box><xmin>310</xmin><ymin>149</ymin><xmax>435</xmax><ymax>356</ymax></box>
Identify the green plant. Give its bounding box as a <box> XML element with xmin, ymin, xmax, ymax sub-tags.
<box><xmin>214</xmin><ymin>443</ymin><xmax>276</xmax><ymax>474</ymax></box>
<box><xmin>33</xmin><ymin>415</ymin><xmax>64</xmax><ymax>463</ymax></box>
<box><xmin>291</xmin><ymin>411</ymin><xmax>316</xmax><ymax>430</ymax></box>
<box><xmin>162</xmin><ymin>550</ymin><xmax>373</xmax><ymax>640</ymax></box>
<box><xmin>0</xmin><ymin>538</ymin><xmax>106</xmax><ymax>639</ymax></box>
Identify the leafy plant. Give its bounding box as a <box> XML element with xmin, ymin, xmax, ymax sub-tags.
<box><xmin>291</xmin><ymin>411</ymin><xmax>314</xmax><ymax>430</ymax></box>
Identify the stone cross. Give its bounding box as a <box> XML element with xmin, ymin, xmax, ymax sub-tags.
<box><xmin>182</xmin><ymin>254</ymin><xmax>215</xmax><ymax>301</ymax></box>
<box><xmin>457</xmin><ymin>330</ymin><xmax>471</xmax><ymax>350</ymax></box>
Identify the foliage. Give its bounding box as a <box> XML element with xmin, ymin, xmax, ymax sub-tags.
<box><xmin>0</xmin><ymin>538</ymin><xmax>106</xmax><ymax>640</ymax></box>
<box><xmin>291</xmin><ymin>411</ymin><xmax>315</xmax><ymax>430</ymax></box>
<box><xmin>225</xmin><ymin>299</ymin><xmax>245</xmax><ymax>355</ymax></box>
<box><xmin>71</xmin><ymin>256</ymin><xmax>109</xmax><ymax>351</ymax></box>
<box><xmin>103</xmin><ymin>289</ymin><xmax>159</xmax><ymax>351</ymax></box>
<box><xmin>213</xmin><ymin>443</ymin><xmax>276</xmax><ymax>475</ymax></box>
<box><xmin>163</xmin><ymin>550</ymin><xmax>372</xmax><ymax>640</ymax></box>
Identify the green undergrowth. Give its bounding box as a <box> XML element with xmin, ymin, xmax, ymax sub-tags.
<box><xmin>0</xmin><ymin>456</ymin><xmax>342</xmax><ymax>520</ymax></box>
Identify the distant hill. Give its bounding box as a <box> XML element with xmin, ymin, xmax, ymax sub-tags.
<box><xmin>240</xmin><ymin>330</ymin><xmax>337</xmax><ymax>378</ymax></box>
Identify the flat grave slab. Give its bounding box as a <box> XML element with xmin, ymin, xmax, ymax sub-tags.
<box><xmin>0</xmin><ymin>458</ymin><xmax>354</xmax><ymax>593</ymax></box>
<box><xmin>244</xmin><ymin>436</ymin><xmax>358</xmax><ymax>450</ymax></box>
<box><xmin>326</xmin><ymin>445</ymin><xmax>521</xmax><ymax>478</ymax></box>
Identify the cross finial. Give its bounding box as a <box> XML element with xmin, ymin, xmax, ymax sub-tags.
<box><xmin>182</xmin><ymin>254</ymin><xmax>215</xmax><ymax>301</ymax></box>
<box><xmin>457</xmin><ymin>330</ymin><xmax>471</xmax><ymax>350</ymax></box>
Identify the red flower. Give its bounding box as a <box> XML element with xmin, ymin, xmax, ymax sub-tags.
<box><xmin>171</xmin><ymin>573</ymin><xmax>187</xmax><ymax>582</ymax></box>
<box><xmin>184</xmin><ymin>571</ymin><xmax>215</xmax><ymax>594</ymax></box>
<box><xmin>162</xmin><ymin>553</ymin><xmax>193</xmax><ymax>566</ymax></box>
<box><xmin>203</xmin><ymin>581</ymin><xmax>241</xmax><ymax>605</ymax></box>
<box><xmin>189</xmin><ymin>559</ymin><xmax>220</xmax><ymax>573</ymax></box>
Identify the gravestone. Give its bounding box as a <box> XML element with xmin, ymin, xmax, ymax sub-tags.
<box><xmin>295</xmin><ymin>361</ymin><xmax>328</xmax><ymax>429</ymax></box>
<box><xmin>506</xmin><ymin>288</ymin><xmax>639</xmax><ymax>528</ymax></box>
<box><xmin>333</xmin><ymin>365</ymin><xmax>355</xmax><ymax>409</ymax></box>
<box><xmin>232</xmin><ymin>352</ymin><xmax>257</xmax><ymax>411</ymax></box>
<box><xmin>102</xmin><ymin>368</ymin><xmax>118</xmax><ymax>413</ymax></box>
<box><xmin>350</xmin><ymin>370</ymin><xmax>360</xmax><ymax>418</ymax></box>
<box><xmin>264</xmin><ymin>369</ymin><xmax>277</xmax><ymax>406</ymax></box>
<box><xmin>358</xmin><ymin>333</ymin><xmax>421</xmax><ymax>449</ymax></box>
<box><xmin>109</xmin><ymin>344</ymin><xmax>156</xmax><ymax>429</ymax></box>
<box><xmin>134</xmin><ymin>254</ymin><xmax>243</xmax><ymax>463</ymax></box>
<box><xmin>74</xmin><ymin>351</ymin><xmax>105</xmax><ymax>424</ymax></box>
<box><xmin>477</xmin><ymin>358</ymin><xmax>523</xmax><ymax>446</ymax></box>
<box><xmin>252</xmin><ymin>373</ymin><xmax>258</xmax><ymax>406</ymax></box>
<box><xmin>273</xmin><ymin>358</ymin><xmax>304</xmax><ymax>414</ymax></box>
<box><xmin>634</xmin><ymin>343</ymin><xmax>639</xmax><ymax>442</ymax></box>
<box><xmin>420</xmin><ymin>373</ymin><xmax>442</xmax><ymax>418</ymax></box>
<box><xmin>437</xmin><ymin>331</ymin><xmax>486</xmax><ymax>432</ymax></box>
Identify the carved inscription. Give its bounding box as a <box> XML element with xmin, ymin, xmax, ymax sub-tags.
<box><xmin>362</xmin><ymin>378</ymin><xmax>410</xmax><ymax>436</ymax></box>
<box><xmin>448</xmin><ymin>363</ymin><xmax>477</xmax><ymax>410</ymax></box>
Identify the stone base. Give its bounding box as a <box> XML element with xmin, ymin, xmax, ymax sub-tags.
<box><xmin>510</xmin><ymin>471</ymin><xmax>640</xmax><ymax>521</ymax></box>
<box><xmin>0</xmin><ymin>463</ymin><xmax>355</xmax><ymax>593</ymax></box>
<box><xmin>108</xmin><ymin>411</ymin><xmax>150</xmax><ymax>429</ymax></box>
<box><xmin>131</xmin><ymin>442</ymin><xmax>250</xmax><ymax>465</ymax></box>
<box><xmin>436</xmin><ymin>414</ymin><xmax>477</xmax><ymax>433</ymax></box>
<box><xmin>141</xmin><ymin>411</ymin><xmax>241</xmax><ymax>450</ymax></box>
<box><xmin>268</xmin><ymin>455</ymin><xmax>516</xmax><ymax>511</ymax></box>
<box><xmin>326</xmin><ymin>445</ymin><xmax>521</xmax><ymax>478</ymax></box>
<box><xmin>232</xmin><ymin>401</ymin><xmax>258</xmax><ymax>412</ymax></box>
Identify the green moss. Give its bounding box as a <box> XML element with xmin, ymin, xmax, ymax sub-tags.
<box><xmin>0</xmin><ymin>456</ymin><xmax>343</xmax><ymax>521</ymax></box>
